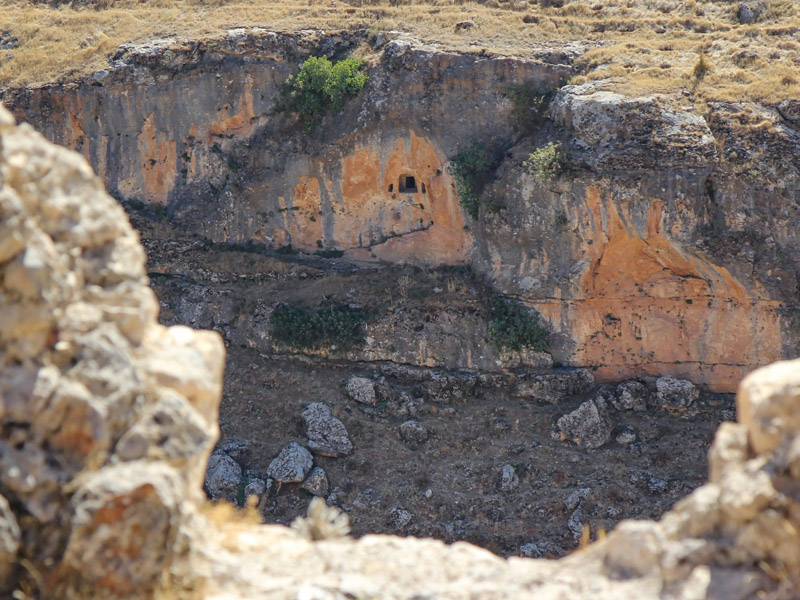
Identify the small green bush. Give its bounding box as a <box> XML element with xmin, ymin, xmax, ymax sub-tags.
<box><xmin>524</xmin><ymin>142</ymin><xmax>568</xmax><ymax>182</ymax></box>
<box><xmin>280</xmin><ymin>56</ymin><xmax>368</xmax><ymax>133</ymax></box>
<box><xmin>450</xmin><ymin>143</ymin><xmax>495</xmax><ymax>219</ymax></box>
<box><xmin>488</xmin><ymin>294</ymin><xmax>549</xmax><ymax>353</ymax></box>
<box><xmin>506</xmin><ymin>85</ymin><xmax>550</xmax><ymax>130</ymax></box>
<box><xmin>271</xmin><ymin>303</ymin><xmax>368</xmax><ymax>351</ymax></box>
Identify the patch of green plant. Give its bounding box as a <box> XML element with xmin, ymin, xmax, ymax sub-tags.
<box><xmin>271</xmin><ymin>303</ymin><xmax>368</xmax><ymax>351</ymax></box>
<box><xmin>524</xmin><ymin>142</ymin><xmax>569</xmax><ymax>182</ymax></box>
<box><xmin>279</xmin><ymin>56</ymin><xmax>368</xmax><ymax>133</ymax></box>
<box><xmin>275</xmin><ymin>244</ymin><xmax>298</xmax><ymax>255</ymax></box>
<box><xmin>236</xmin><ymin>476</ymin><xmax>251</xmax><ymax>507</ymax></box>
<box><xmin>506</xmin><ymin>85</ymin><xmax>550</xmax><ymax>130</ymax></box>
<box><xmin>488</xmin><ymin>294</ymin><xmax>549</xmax><ymax>353</ymax></box>
<box><xmin>314</xmin><ymin>249</ymin><xmax>345</xmax><ymax>258</ymax></box>
<box><xmin>449</xmin><ymin>142</ymin><xmax>496</xmax><ymax>219</ymax></box>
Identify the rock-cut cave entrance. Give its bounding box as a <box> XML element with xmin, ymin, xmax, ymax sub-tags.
<box><xmin>399</xmin><ymin>174</ymin><xmax>418</xmax><ymax>193</ymax></box>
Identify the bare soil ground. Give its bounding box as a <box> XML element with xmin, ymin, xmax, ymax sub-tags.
<box><xmin>132</xmin><ymin>207</ymin><xmax>734</xmax><ymax>558</ymax></box>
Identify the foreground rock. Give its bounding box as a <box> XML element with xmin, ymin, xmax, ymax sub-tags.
<box><xmin>0</xmin><ymin>106</ymin><xmax>224</xmax><ymax>597</ymax></box>
<box><xmin>1</xmin><ymin>105</ymin><xmax>799</xmax><ymax>600</ymax></box>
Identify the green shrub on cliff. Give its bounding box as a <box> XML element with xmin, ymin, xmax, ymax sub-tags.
<box><xmin>450</xmin><ymin>143</ymin><xmax>496</xmax><ymax>219</ymax></box>
<box><xmin>280</xmin><ymin>56</ymin><xmax>368</xmax><ymax>133</ymax></box>
<box><xmin>488</xmin><ymin>294</ymin><xmax>549</xmax><ymax>353</ymax></box>
<box><xmin>525</xmin><ymin>142</ymin><xmax>568</xmax><ymax>181</ymax></box>
<box><xmin>271</xmin><ymin>303</ymin><xmax>367</xmax><ymax>351</ymax></box>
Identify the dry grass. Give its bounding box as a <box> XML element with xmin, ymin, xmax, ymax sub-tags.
<box><xmin>0</xmin><ymin>0</ymin><xmax>799</xmax><ymax>102</ymax></box>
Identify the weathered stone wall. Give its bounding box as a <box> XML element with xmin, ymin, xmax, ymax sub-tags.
<box><xmin>4</xmin><ymin>30</ymin><xmax>799</xmax><ymax>391</ymax></box>
<box><xmin>1</xmin><ymin>108</ymin><xmax>799</xmax><ymax>598</ymax></box>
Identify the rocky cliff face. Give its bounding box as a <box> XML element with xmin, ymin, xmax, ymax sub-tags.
<box><xmin>4</xmin><ymin>29</ymin><xmax>799</xmax><ymax>391</ymax></box>
<box><xmin>1</xmin><ymin>108</ymin><xmax>799</xmax><ymax>598</ymax></box>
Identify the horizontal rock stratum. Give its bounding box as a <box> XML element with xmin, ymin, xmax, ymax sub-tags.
<box><xmin>1</xmin><ymin>103</ymin><xmax>799</xmax><ymax>599</ymax></box>
<box><xmin>5</xmin><ymin>30</ymin><xmax>799</xmax><ymax>392</ymax></box>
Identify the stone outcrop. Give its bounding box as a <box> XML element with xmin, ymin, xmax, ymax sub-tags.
<box><xmin>6</xmin><ymin>30</ymin><xmax>797</xmax><ymax>391</ymax></box>
<box><xmin>1</xmin><ymin>106</ymin><xmax>800</xmax><ymax>598</ymax></box>
<box><xmin>0</xmin><ymin>105</ymin><xmax>224</xmax><ymax>596</ymax></box>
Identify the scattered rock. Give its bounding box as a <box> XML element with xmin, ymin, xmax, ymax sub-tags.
<box><xmin>346</xmin><ymin>376</ymin><xmax>377</xmax><ymax>405</ymax></box>
<box><xmin>388</xmin><ymin>505</ymin><xmax>413</xmax><ymax>529</ymax></box>
<box><xmin>300</xmin><ymin>467</ymin><xmax>330</xmax><ymax>497</ymax></box>
<box><xmin>301</xmin><ymin>403</ymin><xmax>353</xmax><ymax>457</ymax></box>
<box><xmin>656</xmin><ymin>376</ymin><xmax>699</xmax><ymax>411</ymax></box>
<box><xmin>266</xmin><ymin>442</ymin><xmax>313</xmax><ymax>483</ymax></box>
<box><xmin>204</xmin><ymin>451</ymin><xmax>243</xmax><ymax>503</ymax></box>
<box><xmin>326</xmin><ymin>486</ymin><xmax>347</xmax><ymax>507</ymax></box>
<box><xmin>400</xmin><ymin>420</ymin><xmax>429</xmax><ymax>444</ymax></box>
<box><xmin>519</xmin><ymin>540</ymin><xmax>556</xmax><ymax>558</ymax></box>
<box><xmin>352</xmin><ymin>488</ymin><xmax>379</xmax><ymax>510</ymax></box>
<box><xmin>612</xmin><ymin>381</ymin><xmax>648</xmax><ymax>412</ymax></box>
<box><xmin>220</xmin><ymin>437</ymin><xmax>250</xmax><ymax>466</ymax></box>
<box><xmin>567</xmin><ymin>506</ymin><xmax>584</xmax><ymax>539</ymax></box>
<box><xmin>515</xmin><ymin>369</ymin><xmax>595</xmax><ymax>404</ymax></box>
<box><xmin>498</xmin><ymin>464</ymin><xmax>520</xmax><ymax>492</ymax></box>
<box><xmin>0</xmin><ymin>32</ymin><xmax>17</xmax><ymax>50</ymax></box>
<box><xmin>419</xmin><ymin>373</ymin><xmax>477</xmax><ymax>403</ymax></box>
<box><xmin>737</xmin><ymin>1</ymin><xmax>764</xmax><ymax>24</ymax></box>
<box><xmin>389</xmin><ymin>392</ymin><xmax>423</xmax><ymax>417</ymax></box>
<box><xmin>557</xmin><ymin>398</ymin><xmax>613</xmax><ymax>449</ymax></box>
<box><xmin>648</xmin><ymin>477</ymin><xmax>668</xmax><ymax>495</ymax></box>
<box><xmin>242</xmin><ymin>478</ymin><xmax>266</xmax><ymax>506</ymax></box>
<box><xmin>564</xmin><ymin>488</ymin><xmax>591</xmax><ymax>510</ymax></box>
<box><xmin>615</xmin><ymin>426</ymin><xmax>637</xmax><ymax>446</ymax></box>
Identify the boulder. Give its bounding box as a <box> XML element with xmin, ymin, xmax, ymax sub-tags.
<box><xmin>656</xmin><ymin>376</ymin><xmax>699</xmax><ymax>411</ymax></box>
<box><xmin>204</xmin><ymin>451</ymin><xmax>243</xmax><ymax>503</ymax></box>
<box><xmin>498</xmin><ymin>464</ymin><xmax>520</xmax><ymax>492</ymax></box>
<box><xmin>557</xmin><ymin>398</ymin><xmax>613</xmax><ymax>449</ymax></box>
<box><xmin>345</xmin><ymin>376</ymin><xmax>377</xmax><ymax>405</ymax></box>
<box><xmin>400</xmin><ymin>420</ymin><xmax>429</xmax><ymax>444</ymax></box>
<box><xmin>388</xmin><ymin>505</ymin><xmax>413</xmax><ymax>529</ymax></box>
<box><xmin>302</xmin><ymin>403</ymin><xmax>353</xmax><ymax>457</ymax></box>
<box><xmin>611</xmin><ymin>381</ymin><xmax>648</xmax><ymax>412</ymax></box>
<box><xmin>266</xmin><ymin>442</ymin><xmax>313</xmax><ymax>483</ymax></box>
<box><xmin>220</xmin><ymin>438</ymin><xmax>250</xmax><ymax>466</ymax></box>
<box><xmin>301</xmin><ymin>467</ymin><xmax>330</xmax><ymax>498</ymax></box>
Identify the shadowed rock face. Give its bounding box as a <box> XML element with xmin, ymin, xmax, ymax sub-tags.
<box><xmin>1</xmin><ymin>104</ymin><xmax>800</xmax><ymax>598</ymax></box>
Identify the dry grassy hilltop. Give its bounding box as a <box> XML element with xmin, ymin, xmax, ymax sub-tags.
<box><xmin>1</xmin><ymin>0</ymin><xmax>799</xmax><ymax>102</ymax></box>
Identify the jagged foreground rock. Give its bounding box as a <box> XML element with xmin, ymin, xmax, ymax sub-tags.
<box><xmin>1</xmin><ymin>106</ymin><xmax>799</xmax><ymax>599</ymax></box>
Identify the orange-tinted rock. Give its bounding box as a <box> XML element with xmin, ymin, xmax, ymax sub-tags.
<box><xmin>531</xmin><ymin>188</ymin><xmax>781</xmax><ymax>392</ymax></box>
<box><xmin>276</xmin><ymin>133</ymin><xmax>471</xmax><ymax>265</ymax></box>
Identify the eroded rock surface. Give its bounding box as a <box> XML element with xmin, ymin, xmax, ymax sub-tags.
<box><xmin>1</xmin><ymin>103</ymin><xmax>800</xmax><ymax>600</ymax></box>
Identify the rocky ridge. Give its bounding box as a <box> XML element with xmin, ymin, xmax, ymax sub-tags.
<box><xmin>1</xmin><ymin>104</ymin><xmax>800</xmax><ymax>599</ymax></box>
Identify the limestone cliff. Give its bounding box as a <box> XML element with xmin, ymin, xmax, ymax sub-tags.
<box><xmin>0</xmin><ymin>108</ymin><xmax>799</xmax><ymax>598</ymax></box>
<box><xmin>4</xmin><ymin>30</ymin><xmax>799</xmax><ymax>391</ymax></box>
